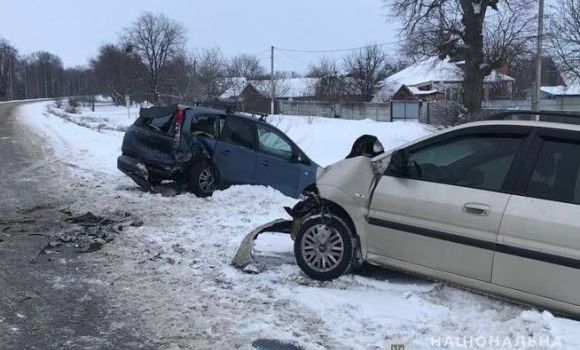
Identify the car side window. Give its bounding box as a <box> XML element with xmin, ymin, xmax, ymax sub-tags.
<box><xmin>526</xmin><ymin>139</ymin><xmax>580</xmax><ymax>204</ymax></box>
<box><xmin>257</xmin><ymin>124</ymin><xmax>293</xmax><ymax>160</ymax></box>
<box><xmin>406</xmin><ymin>135</ymin><xmax>523</xmax><ymax>192</ymax></box>
<box><xmin>191</xmin><ymin>114</ymin><xmax>219</xmax><ymax>139</ymax></box>
<box><xmin>219</xmin><ymin>117</ymin><xmax>254</xmax><ymax>149</ymax></box>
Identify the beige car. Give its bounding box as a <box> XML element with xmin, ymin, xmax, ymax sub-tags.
<box><xmin>289</xmin><ymin>114</ymin><xmax>580</xmax><ymax>317</ymax></box>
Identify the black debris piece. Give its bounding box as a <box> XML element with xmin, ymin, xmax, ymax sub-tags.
<box><xmin>252</xmin><ymin>339</ymin><xmax>305</xmax><ymax>350</ymax></box>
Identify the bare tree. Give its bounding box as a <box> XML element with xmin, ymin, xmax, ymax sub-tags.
<box><xmin>159</xmin><ymin>53</ymin><xmax>197</xmax><ymax>103</ymax></box>
<box><xmin>0</xmin><ymin>38</ymin><xmax>18</xmax><ymax>100</ymax></box>
<box><xmin>547</xmin><ymin>0</ymin><xmax>580</xmax><ymax>84</ymax></box>
<box><xmin>1</xmin><ymin>39</ymin><xmax>91</xmax><ymax>102</ymax></box>
<box><xmin>228</xmin><ymin>54</ymin><xmax>266</xmax><ymax>79</ymax></box>
<box><xmin>343</xmin><ymin>45</ymin><xmax>396</xmax><ymax>102</ymax></box>
<box><xmin>385</xmin><ymin>0</ymin><xmax>534</xmax><ymax>120</ymax></box>
<box><xmin>252</xmin><ymin>72</ymin><xmax>291</xmax><ymax>99</ymax></box>
<box><xmin>90</xmin><ymin>44</ymin><xmax>144</xmax><ymax>105</ymax></box>
<box><xmin>192</xmin><ymin>47</ymin><xmax>228</xmax><ymax>101</ymax></box>
<box><xmin>307</xmin><ymin>56</ymin><xmax>353</xmax><ymax>102</ymax></box>
<box><xmin>123</xmin><ymin>12</ymin><xmax>186</xmax><ymax>103</ymax></box>
<box><xmin>31</xmin><ymin>51</ymin><xmax>63</xmax><ymax>99</ymax></box>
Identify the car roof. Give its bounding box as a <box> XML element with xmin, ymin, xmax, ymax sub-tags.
<box><xmin>453</xmin><ymin>120</ymin><xmax>580</xmax><ymax>133</ymax></box>
<box><xmin>373</xmin><ymin>119</ymin><xmax>580</xmax><ymax>163</ymax></box>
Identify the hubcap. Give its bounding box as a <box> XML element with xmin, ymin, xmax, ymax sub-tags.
<box><xmin>198</xmin><ymin>168</ymin><xmax>215</xmax><ymax>193</ymax></box>
<box><xmin>301</xmin><ymin>224</ymin><xmax>344</xmax><ymax>273</ymax></box>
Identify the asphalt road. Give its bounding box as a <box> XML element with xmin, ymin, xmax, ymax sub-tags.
<box><xmin>0</xmin><ymin>102</ymin><xmax>152</xmax><ymax>350</ymax></box>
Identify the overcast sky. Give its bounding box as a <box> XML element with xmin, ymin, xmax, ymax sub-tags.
<box><xmin>0</xmin><ymin>0</ymin><xmax>400</xmax><ymax>73</ymax></box>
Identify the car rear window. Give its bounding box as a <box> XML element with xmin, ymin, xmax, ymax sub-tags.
<box><xmin>136</xmin><ymin>113</ymin><xmax>174</xmax><ymax>133</ymax></box>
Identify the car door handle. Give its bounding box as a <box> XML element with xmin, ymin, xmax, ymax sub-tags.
<box><xmin>220</xmin><ymin>150</ymin><xmax>231</xmax><ymax>156</ymax></box>
<box><xmin>260</xmin><ymin>160</ymin><xmax>270</xmax><ymax>166</ymax></box>
<box><xmin>462</xmin><ymin>203</ymin><xmax>491</xmax><ymax>216</ymax></box>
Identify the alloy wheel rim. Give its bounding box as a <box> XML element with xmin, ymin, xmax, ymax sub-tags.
<box><xmin>198</xmin><ymin>168</ymin><xmax>215</xmax><ymax>193</ymax></box>
<box><xmin>301</xmin><ymin>224</ymin><xmax>344</xmax><ymax>273</ymax></box>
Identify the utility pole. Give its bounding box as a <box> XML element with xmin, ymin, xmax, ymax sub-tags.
<box><xmin>270</xmin><ymin>45</ymin><xmax>275</xmax><ymax>115</ymax></box>
<box><xmin>532</xmin><ymin>0</ymin><xmax>545</xmax><ymax>117</ymax></box>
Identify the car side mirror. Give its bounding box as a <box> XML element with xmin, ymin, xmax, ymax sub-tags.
<box><xmin>291</xmin><ymin>150</ymin><xmax>300</xmax><ymax>163</ymax></box>
<box><xmin>386</xmin><ymin>149</ymin><xmax>409</xmax><ymax>176</ymax></box>
<box><xmin>293</xmin><ymin>150</ymin><xmax>310</xmax><ymax>165</ymax></box>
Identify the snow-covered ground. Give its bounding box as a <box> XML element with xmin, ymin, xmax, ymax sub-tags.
<box><xmin>16</xmin><ymin>101</ymin><xmax>580</xmax><ymax>349</ymax></box>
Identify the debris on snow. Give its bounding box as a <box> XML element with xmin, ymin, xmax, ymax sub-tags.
<box><xmin>242</xmin><ymin>263</ymin><xmax>265</xmax><ymax>274</ymax></box>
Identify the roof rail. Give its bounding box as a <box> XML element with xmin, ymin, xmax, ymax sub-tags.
<box><xmin>232</xmin><ymin>109</ymin><xmax>269</xmax><ymax>120</ymax></box>
<box><xmin>485</xmin><ymin>110</ymin><xmax>580</xmax><ymax>121</ymax></box>
<box><xmin>188</xmin><ymin>101</ymin><xmax>235</xmax><ymax>111</ymax></box>
<box><xmin>183</xmin><ymin>101</ymin><xmax>269</xmax><ymax>120</ymax></box>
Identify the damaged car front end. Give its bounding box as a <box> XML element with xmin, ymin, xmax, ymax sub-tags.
<box><xmin>232</xmin><ymin>135</ymin><xmax>388</xmax><ymax>278</ymax></box>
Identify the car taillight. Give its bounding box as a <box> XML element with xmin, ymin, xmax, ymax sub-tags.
<box><xmin>173</xmin><ymin>109</ymin><xmax>184</xmax><ymax>148</ymax></box>
<box><xmin>175</xmin><ymin>109</ymin><xmax>185</xmax><ymax>127</ymax></box>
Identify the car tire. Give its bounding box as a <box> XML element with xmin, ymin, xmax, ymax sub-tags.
<box><xmin>294</xmin><ymin>214</ymin><xmax>354</xmax><ymax>281</ymax></box>
<box><xmin>187</xmin><ymin>162</ymin><xmax>218</xmax><ymax>198</ymax></box>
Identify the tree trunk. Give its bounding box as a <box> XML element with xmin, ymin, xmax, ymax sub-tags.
<box><xmin>462</xmin><ymin>6</ymin><xmax>486</xmax><ymax>122</ymax></box>
<box><xmin>463</xmin><ymin>64</ymin><xmax>485</xmax><ymax>121</ymax></box>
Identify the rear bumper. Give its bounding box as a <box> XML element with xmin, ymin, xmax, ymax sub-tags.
<box><xmin>117</xmin><ymin>155</ymin><xmax>152</xmax><ymax>189</ymax></box>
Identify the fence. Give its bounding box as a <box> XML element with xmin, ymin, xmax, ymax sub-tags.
<box><xmin>278</xmin><ymin>98</ymin><xmax>580</xmax><ymax>126</ymax></box>
<box><xmin>421</xmin><ymin>101</ymin><xmax>463</xmax><ymax>125</ymax></box>
<box><xmin>278</xmin><ymin>101</ymin><xmax>391</xmax><ymax>121</ymax></box>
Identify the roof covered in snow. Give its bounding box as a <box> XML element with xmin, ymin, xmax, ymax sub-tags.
<box><xmin>372</xmin><ymin>56</ymin><xmax>515</xmax><ymax>102</ymax></box>
<box><xmin>408</xmin><ymin>86</ymin><xmax>441</xmax><ymax>95</ymax></box>
<box><xmin>220</xmin><ymin>77</ymin><xmax>318</xmax><ymax>100</ymax></box>
<box><xmin>541</xmin><ymin>85</ymin><xmax>580</xmax><ymax>96</ymax></box>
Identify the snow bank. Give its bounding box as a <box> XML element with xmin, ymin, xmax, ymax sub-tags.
<box><xmin>38</xmin><ymin>100</ymin><xmax>432</xmax><ymax>168</ymax></box>
<box><xmin>268</xmin><ymin>115</ymin><xmax>431</xmax><ymax>166</ymax></box>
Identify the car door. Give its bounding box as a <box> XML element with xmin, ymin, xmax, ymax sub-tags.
<box><xmin>493</xmin><ymin>129</ymin><xmax>580</xmax><ymax>305</ymax></box>
<box><xmin>367</xmin><ymin>126</ymin><xmax>531</xmax><ymax>282</ymax></box>
<box><xmin>254</xmin><ymin>123</ymin><xmax>301</xmax><ymax>197</ymax></box>
<box><xmin>212</xmin><ymin>116</ymin><xmax>257</xmax><ymax>185</ymax></box>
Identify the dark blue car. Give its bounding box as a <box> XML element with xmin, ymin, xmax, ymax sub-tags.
<box><xmin>117</xmin><ymin>104</ymin><xmax>319</xmax><ymax>198</ymax></box>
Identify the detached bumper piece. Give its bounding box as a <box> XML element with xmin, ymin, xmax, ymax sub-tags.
<box><xmin>231</xmin><ymin>219</ymin><xmax>292</xmax><ymax>270</ymax></box>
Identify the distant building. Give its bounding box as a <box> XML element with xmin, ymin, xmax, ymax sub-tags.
<box><xmin>221</xmin><ymin>77</ymin><xmax>318</xmax><ymax>101</ymax></box>
<box><xmin>372</xmin><ymin>56</ymin><xmax>515</xmax><ymax>103</ymax></box>
<box><xmin>220</xmin><ymin>77</ymin><xmax>319</xmax><ymax>113</ymax></box>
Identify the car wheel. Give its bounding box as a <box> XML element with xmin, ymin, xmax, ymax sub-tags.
<box><xmin>187</xmin><ymin>162</ymin><xmax>218</xmax><ymax>197</ymax></box>
<box><xmin>294</xmin><ymin>215</ymin><xmax>354</xmax><ymax>281</ymax></box>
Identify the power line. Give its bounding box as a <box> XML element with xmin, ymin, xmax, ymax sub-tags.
<box><xmin>276</xmin><ymin>51</ymin><xmax>312</xmax><ymax>67</ymax></box>
<box><xmin>276</xmin><ymin>40</ymin><xmax>404</xmax><ymax>54</ymax></box>
<box><xmin>253</xmin><ymin>49</ymin><xmax>271</xmax><ymax>57</ymax></box>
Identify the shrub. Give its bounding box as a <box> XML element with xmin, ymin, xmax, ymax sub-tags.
<box><xmin>65</xmin><ymin>98</ymin><xmax>80</xmax><ymax>114</ymax></box>
<box><xmin>54</xmin><ymin>99</ymin><xmax>63</xmax><ymax>108</ymax></box>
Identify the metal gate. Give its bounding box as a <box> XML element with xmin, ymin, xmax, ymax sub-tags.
<box><xmin>391</xmin><ymin>100</ymin><xmax>422</xmax><ymax>121</ymax></box>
